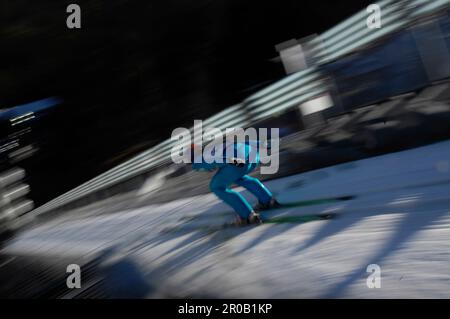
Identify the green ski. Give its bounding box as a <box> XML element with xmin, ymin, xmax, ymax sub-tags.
<box><xmin>179</xmin><ymin>195</ymin><xmax>354</xmax><ymax>222</ymax></box>
<box><xmin>161</xmin><ymin>212</ymin><xmax>336</xmax><ymax>234</ymax></box>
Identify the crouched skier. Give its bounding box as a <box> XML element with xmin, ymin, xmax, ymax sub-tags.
<box><xmin>191</xmin><ymin>141</ymin><xmax>279</xmax><ymax>226</ymax></box>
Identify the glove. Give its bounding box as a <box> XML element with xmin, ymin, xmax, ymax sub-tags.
<box><xmin>230</xmin><ymin>157</ymin><xmax>245</xmax><ymax>168</ymax></box>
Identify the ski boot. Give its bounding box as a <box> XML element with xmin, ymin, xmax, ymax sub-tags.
<box><xmin>233</xmin><ymin>211</ymin><xmax>263</xmax><ymax>226</ymax></box>
<box><xmin>253</xmin><ymin>197</ymin><xmax>282</xmax><ymax>213</ymax></box>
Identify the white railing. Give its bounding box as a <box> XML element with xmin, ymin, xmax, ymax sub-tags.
<box><xmin>0</xmin><ymin>168</ymin><xmax>34</xmax><ymax>229</ymax></box>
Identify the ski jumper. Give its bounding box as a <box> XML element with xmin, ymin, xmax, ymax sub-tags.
<box><xmin>192</xmin><ymin>142</ymin><xmax>273</xmax><ymax>219</ymax></box>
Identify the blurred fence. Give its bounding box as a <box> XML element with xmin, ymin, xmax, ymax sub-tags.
<box><xmin>0</xmin><ymin>168</ymin><xmax>34</xmax><ymax>231</ymax></box>
<box><xmin>27</xmin><ymin>0</ymin><xmax>450</xmax><ymax>218</ymax></box>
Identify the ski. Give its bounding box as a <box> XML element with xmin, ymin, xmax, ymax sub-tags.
<box><xmin>179</xmin><ymin>195</ymin><xmax>354</xmax><ymax>222</ymax></box>
<box><xmin>161</xmin><ymin>212</ymin><xmax>337</xmax><ymax>234</ymax></box>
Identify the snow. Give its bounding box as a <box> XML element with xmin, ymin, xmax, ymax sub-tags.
<box><xmin>3</xmin><ymin>140</ymin><xmax>450</xmax><ymax>298</ymax></box>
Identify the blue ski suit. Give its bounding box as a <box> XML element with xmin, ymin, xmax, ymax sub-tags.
<box><xmin>192</xmin><ymin>142</ymin><xmax>273</xmax><ymax>219</ymax></box>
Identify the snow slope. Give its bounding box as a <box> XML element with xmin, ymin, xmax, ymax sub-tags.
<box><xmin>3</xmin><ymin>141</ymin><xmax>450</xmax><ymax>298</ymax></box>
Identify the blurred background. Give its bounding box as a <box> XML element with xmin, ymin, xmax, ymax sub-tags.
<box><xmin>0</xmin><ymin>0</ymin><xmax>374</xmax><ymax>209</ymax></box>
<box><xmin>0</xmin><ymin>0</ymin><xmax>376</xmax><ymax>209</ymax></box>
<box><xmin>2</xmin><ymin>0</ymin><xmax>450</xmax><ymax>298</ymax></box>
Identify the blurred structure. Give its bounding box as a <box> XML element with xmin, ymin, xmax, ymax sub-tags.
<box><xmin>0</xmin><ymin>98</ymin><xmax>61</xmax><ymax>234</ymax></box>
<box><xmin>0</xmin><ymin>168</ymin><xmax>34</xmax><ymax>234</ymax></box>
<box><xmin>275</xmin><ymin>36</ymin><xmax>319</xmax><ymax>74</ymax></box>
<box><xmin>0</xmin><ymin>97</ymin><xmax>60</xmax><ymax>166</ymax></box>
